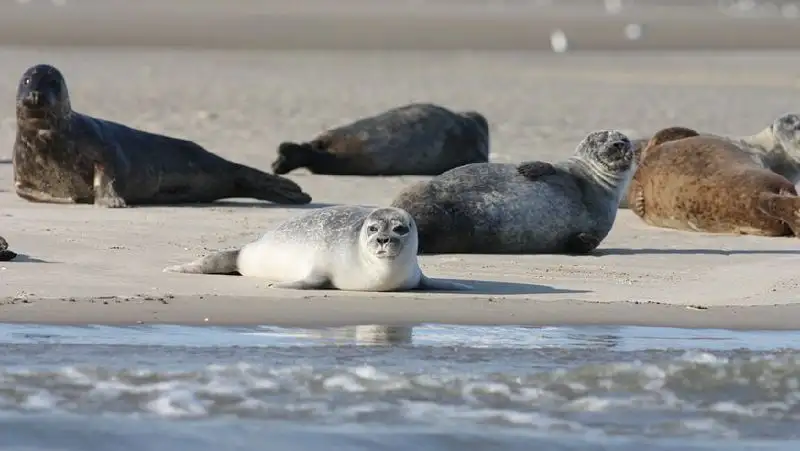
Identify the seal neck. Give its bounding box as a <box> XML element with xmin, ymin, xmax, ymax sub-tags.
<box><xmin>566</xmin><ymin>157</ymin><xmax>627</xmax><ymax>196</ymax></box>
<box><xmin>15</xmin><ymin>105</ymin><xmax>71</xmax><ymax>135</ymax></box>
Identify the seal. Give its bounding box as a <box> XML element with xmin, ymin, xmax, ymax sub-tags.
<box><xmin>389</xmin><ymin>130</ymin><xmax>635</xmax><ymax>254</ymax></box>
<box><xmin>619</xmin><ymin>126</ymin><xmax>700</xmax><ymax>209</ymax></box>
<box><xmin>0</xmin><ymin>236</ymin><xmax>17</xmax><ymax>261</ymax></box>
<box><xmin>12</xmin><ymin>64</ymin><xmax>312</xmax><ymax>207</ymax></box>
<box><xmin>163</xmin><ymin>205</ymin><xmax>473</xmax><ymax>292</ymax></box>
<box><xmin>627</xmin><ymin>114</ymin><xmax>800</xmax><ymax>236</ymax></box>
<box><xmin>271</xmin><ymin>103</ymin><xmax>490</xmax><ymax>176</ymax></box>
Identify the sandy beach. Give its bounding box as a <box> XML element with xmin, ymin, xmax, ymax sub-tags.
<box><xmin>1</xmin><ymin>2</ymin><xmax>800</xmax><ymax>330</ymax></box>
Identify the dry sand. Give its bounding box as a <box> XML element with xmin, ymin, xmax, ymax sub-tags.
<box><xmin>1</xmin><ymin>3</ymin><xmax>800</xmax><ymax>329</ymax></box>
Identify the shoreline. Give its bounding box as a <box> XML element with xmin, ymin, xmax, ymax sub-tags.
<box><xmin>1</xmin><ymin>295</ymin><xmax>799</xmax><ymax>331</ymax></box>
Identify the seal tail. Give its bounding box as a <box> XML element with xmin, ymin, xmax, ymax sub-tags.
<box><xmin>231</xmin><ymin>163</ymin><xmax>312</xmax><ymax>205</ymax></box>
<box><xmin>271</xmin><ymin>142</ymin><xmax>315</xmax><ymax>175</ymax></box>
<box><xmin>163</xmin><ymin>250</ymin><xmax>241</xmax><ymax>275</ymax></box>
<box><xmin>757</xmin><ymin>190</ymin><xmax>800</xmax><ymax>236</ymax></box>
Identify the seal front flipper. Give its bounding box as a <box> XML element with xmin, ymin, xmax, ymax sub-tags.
<box><xmin>163</xmin><ymin>249</ymin><xmax>241</xmax><ymax>275</ymax></box>
<box><xmin>415</xmin><ymin>275</ymin><xmax>473</xmax><ymax>291</ymax></box>
<box><xmin>92</xmin><ymin>162</ymin><xmax>127</xmax><ymax>208</ymax></box>
<box><xmin>517</xmin><ymin>161</ymin><xmax>557</xmax><ymax>180</ymax></box>
<box><xmin>15</xmin><ymin>182</ymin><xmax>77</xmax><ymax>204</ymax></box>
<box><xmin>268</xmin><ymin>273</ymin><xmax>332</xmax><ymax>290</ymax></box>
<box><xmin>757</xmin><ymin>190</ymin><xmax>800</xmax><ymax>236</ymax></box>
<box><xmin>564</xmin><ymin>232</ymin><xmax>602</xmax><ymax>255</ymax></box>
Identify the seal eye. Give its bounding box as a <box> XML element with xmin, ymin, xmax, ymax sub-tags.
<box><xmin>22</xmin><ymin>77</ymin><xmax>30</xmax><ymax>86</ymax></box>
<box><xmin>392</xmin><ymin>225</ymin><xmax>409</xmax><ymax>235</ymax></box>
<box><xmin>367</xmin><ymin>225</ymin><xmax>379</xmax><ymax>233</ymax></box>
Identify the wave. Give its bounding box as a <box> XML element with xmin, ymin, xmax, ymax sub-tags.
<box><xmin>1</xmin><ymin>351</ymin><xmax>799</xmax><ymax>439</ymax></box>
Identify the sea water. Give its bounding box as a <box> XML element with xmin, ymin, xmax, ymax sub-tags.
<box><xmin>0</xmin><ymin>323</ymin><xmax>799</xmax><ymax>451</ymax></box>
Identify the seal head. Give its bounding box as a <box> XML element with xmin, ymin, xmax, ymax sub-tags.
<box><xmin>771</xmin><ymin>113</ymin><xmax>800</xmax><ymax>158</ymax></box>
<box><xmin>571</xmin><ymin>130</ymin><xmax>634</xmax><ymax>193</ymax></box>
<box><xmin>16</xmin><ymin>64</ymin><xmax>71</xmax><ymax>127</ymax></box>
<box><xmin>361</xmin><ymin>207</ymin><xmax>417</xmax><ymax>260</ymax></box>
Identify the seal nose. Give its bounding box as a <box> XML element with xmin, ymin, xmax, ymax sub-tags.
<box><xmin>376</xmin><ymin>236</ymin><xmax>391</xmax><ymax>246</ymax></box>
<box><xmin>26</xmin><ymin>91</ymin><xmax>39</xmax><ymax>104</ymax></box>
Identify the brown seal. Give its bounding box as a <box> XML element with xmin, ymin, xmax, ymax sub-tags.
<box><xmin>271</xmin><ymin>103</ymin><xmax>490</xmax><ymax>176</ymax></box>
<box><xmin>12</xmin><ymin>64</ymin><xmax>312</xmax><ymax>207</ymax></box>
<box><xmin>0</xmin><ymin>236</ymin><xmax>17</xmax><ymax>261</ymax></box>
<box><xmin>627</xmin><ymin>120</ymin><xmax>800</xmax><ymax>236</ymax></box>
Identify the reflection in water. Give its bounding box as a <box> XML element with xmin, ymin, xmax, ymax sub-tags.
<box><xmin>301</xmin><ymin>325</ymin><xmax>414</xmax><ymax>345</ymax></box>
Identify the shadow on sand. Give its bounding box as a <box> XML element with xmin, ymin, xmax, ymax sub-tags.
<box><xmin>5</xmin><ymin>254</ymin><xmax>52</xmax><ymax>263</ymax></box>
<box><xmin>595</xmin><ymin>247</ymin><xmax>800</xmax><ymax>256</ymax></box>
<box><xmin>131</xmin><ymin>201</ymin><xmax>340</xmax><ymax>209</ymax></box>
<box><xmin>426</xmin><ymin>278</ymin><xmax>590</xmax><ymax>295</ymax></box>
<box><xmin>0</xmin><ymin>159</ymin><xmax>10</xmax><ymax>164</ymax></box>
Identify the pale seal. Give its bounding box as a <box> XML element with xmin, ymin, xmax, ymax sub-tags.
<box><xmin>0</xmin><ymin>236</ymin><xmax>17</xmax><ymax>261</ymax></box>
<box><xmin>12</xmin><ymin>64</ymin><xmax>312</xmax><ymax>207</ymax></box>
<box><xmin>271</xmin><ymin>103</ymin><xmax>490</xmax><ymax>176</ymax></box>
<box><xmin>628</xmin><ymin>115</ymin><xmax>800</xmax><ymax>236</ymax></box>
<box><xmin>163</xmin><ymin>205</ymin><xmax>472</xmax><ymax>292</ymax></box>
<box><xmin>389</xmin><ymin>130</ymin><xmax>635</xmax><ymax>254</ymax></box>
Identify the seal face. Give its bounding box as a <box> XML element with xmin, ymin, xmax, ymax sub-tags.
<box><xmin>389</xmin><ymin>130</ymin><xmax>635</xmax><ymax>255</ymax></box>
<box><xmin>12</xmin><ymin>63</ymin><xmax>311</xmax><ymax>207</ymax></box>
<box><xmin>627</xmin><ymin>125</ymin><xmax>800</xmax><ymax>237</ymax></box>
<box><xmin>271</xmin><ymin>103</ymin><xmax>490</xmax><ymax>176</ymax></box>
<box><xmin>163</xmin><ymin>205</ymin><xmax>472</xmax><ymax>292</ymax></box>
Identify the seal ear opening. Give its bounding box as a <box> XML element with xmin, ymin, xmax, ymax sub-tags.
<box><xmin>272</xmin><ymin>142</ymin><xmax>314</xmax><ymax>175</ymax></box>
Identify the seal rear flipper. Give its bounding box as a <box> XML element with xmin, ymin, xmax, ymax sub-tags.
<box><xmin>272</xmin><ymin>142</ymin><xmax>315</xmax><ymax>175</ymax></box>
<box><xmin>415</xmin><ymin>275</ymin><xmax>472</xmax><ymax>291</ymax></box>
<box><xmin>163</xmin><ymin>249</ymin><xmax>241</xmax><ymax>275</ymax></box>
<box><xmin>517</xmin><ymin>161</ymin><xmax>557</xmax><ymax>181</ymax></box>
<box><xmin>563</xmin><ymin>232</ymin><xmax>602</xmax><ymax>255</ymax></box>
<box><xmin>756</xmin><ymin>191</ymin><xmax>800</xmax><ymax>236</ymax></box>
<box><xmin>232</xmin><ymin>163</ymin><xmax>312</xmax><ymax>205</ymax></box>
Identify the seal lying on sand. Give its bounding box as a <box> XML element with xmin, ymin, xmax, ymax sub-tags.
<box><xmin>390</xmin><ymin>130</ymin><xmax>635</xmax><ymax>254</ymax></box>
<box><xmin>0</xmin><ymin>236</ymin><xmax>17</xmax><ymax>261</ymax></box>
<box><xmin>271</xmin><ymin>103</ymin><xmax>490</xmax><ymax>176</ymax></box>
<box><xmin>628</xmin><ymin>116</ymin><xmax>800</xmax><ymax>236</ymax></box>
<box><xmin>163</xmin><ymin>205</ymin><xmax>472</xmax><ymax>292</ymax></box>
<box><xmin>619</xmin><ymin>116</ymin><xmax>800</xmax><ymax>209</ymax></box>
<box><xmin>12</xmin><ymin>64</ymin><xmax>311</xmax><ymax>207</ymax></box>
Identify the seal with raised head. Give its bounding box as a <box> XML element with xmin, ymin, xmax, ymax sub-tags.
<box><xmin>627</xmin><ymin>115</ymin><xmax>800</xmax><ymax>236</ymax></box>
<box><xmin>12</xmin><ymin>64</ymin><xmax>311</xmax><ymax>207</ymax></box>
<box><xmin>0</xmin><ymin>236</ymin><xmax>17</xmax><ymax>261</ymax></box>
<box><xmin>271</xmin><ymin>103</ymin><xmax>490</xmax><ymax>176</ymax></box>
<box><xmin>389</xmin><ymin>130</ymin><xmax>635</xmax><ymax>254</ymax></box>
<box><xmin>163</xmin><ymin>205</ymin><xmax>472</xmax><ymax>292</ymax></box>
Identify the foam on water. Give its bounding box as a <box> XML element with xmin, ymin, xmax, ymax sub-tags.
<box><xmin>1</xmin><ymin>323</ymin><xmax>799</xmax><ymax>449</ymax></box>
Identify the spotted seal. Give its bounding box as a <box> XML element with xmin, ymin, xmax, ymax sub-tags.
<box><xmin>0</xmin><ymin>236</ymin><xmax>17</xmax><ymax>261</ymax></box>
<box><xmin>389</xmin><ymin>130</ymin><xmax>635</xmax><ymax>254</ymax></box>
<box><xmin>163</xmin><ymin>205</ymin><xmax>472</xmax><ymax>292</ymax></box>
<box><xmin>271</xmin><ymin>103</ymin><xmax>490</xmax><ymax>176</ymax></box>
<box><xmin>627</xmin><ymin>115</ymin><xmax>800</xmax><ymax>236</ymax></box>
<box><xmin>12</xmin><ymin>64</ymin><xmax>311</xmax><ymax>207</ymax></box>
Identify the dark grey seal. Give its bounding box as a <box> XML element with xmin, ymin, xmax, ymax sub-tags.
<box><xmin>390</xmin><ymin>130</ymin><xmax>635</xmax><ymax>255</ymax></box>
<box><xmin>0</xmin><ymin>236</ymin><xmax>17</xmax><ymax>261</ymax></box>
<box><xmin>271</xmin><ymin>103</ymin><xmax>490</xmax><ymax>176</ymax></box>
<box><xmin>12</xmin><ymin>64</ymin><xmax>312</xmax><ymax>207</ymax></box>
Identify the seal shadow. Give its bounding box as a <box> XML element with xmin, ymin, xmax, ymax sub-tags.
<box><xmin>428</xmin><ymin>278</ymin><xmax>590</xmax><ymax>295</ymax></box>
<box><xmin>5</xmin><ymin>254</ymin><xmax>52</xmax><ymax>263</ymax></box>
<box><xmin>595</xmin><ymin>247</ymin><xmax>800</xmax><ymax>256</ymax></box>
<box><xmin>134</xmin><ymin>201</ymin><xmax>340</xmax><ymax>209</ymax></box>
<box><xmin>0</xmin><ymin>159</ymin><xmax>10</xmax><ymax>164</ymax></box>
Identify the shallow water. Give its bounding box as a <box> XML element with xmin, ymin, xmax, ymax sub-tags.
<box><xmin>1</xmin><ymin>323</ymin><xmax>799</xmax><ymax>451</ymax></box>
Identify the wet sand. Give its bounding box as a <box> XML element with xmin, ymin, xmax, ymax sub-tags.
<box><xmin>1</xmin><ymin>2</ymin><xmax>800</xmax><ymax>330</ymax></box>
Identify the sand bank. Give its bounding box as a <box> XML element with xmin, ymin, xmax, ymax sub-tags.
<box><xmin>1</xmin><ymin>48</ymin><xmax>800</xmax><ymax>329</ymax></box>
